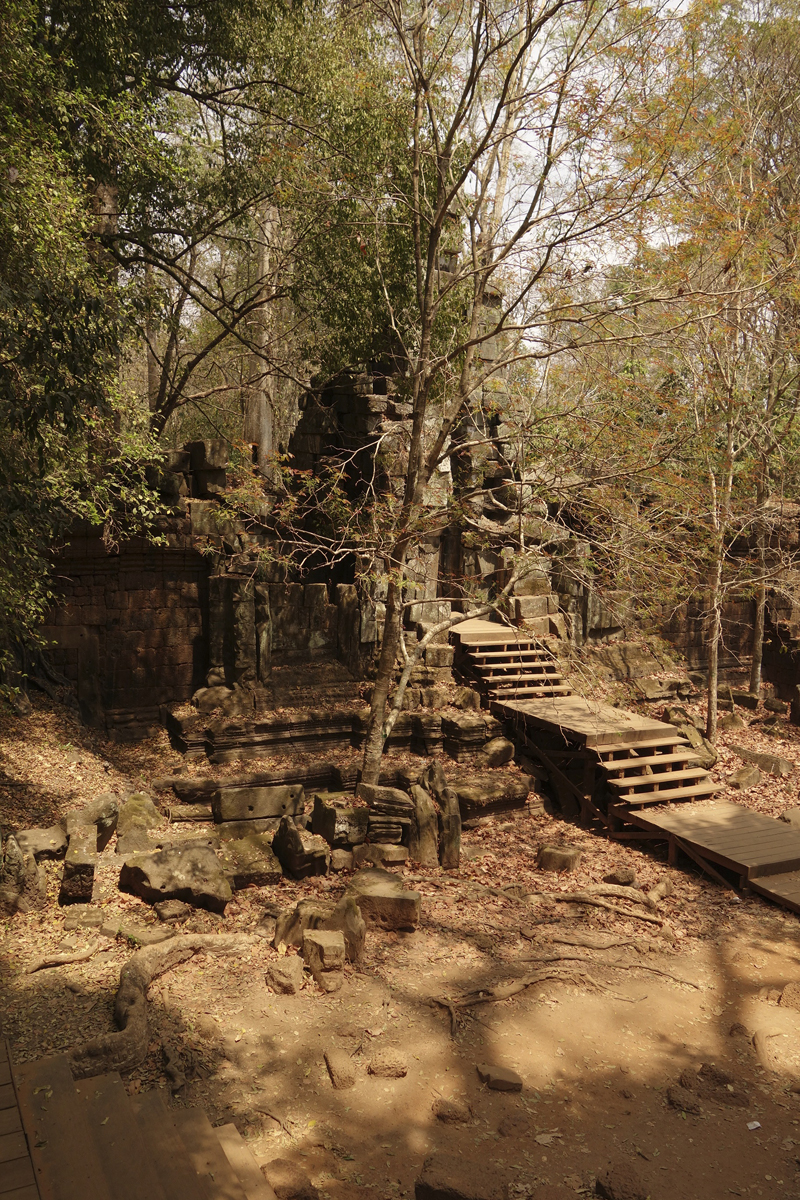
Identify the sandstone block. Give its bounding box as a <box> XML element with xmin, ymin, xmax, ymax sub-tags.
<box><xmin>266</xmin><ymin>956</ymin><xmax>304</xmax><ymax>995</ymax></box>
<box><xmin>59</xmin><ymin>828</ymin><xmax>97</xmax><ymax>904</ymax></box>
<box><xmin>330</xmin><ymin>848</ymin><xmax>354</xmax><ymax>872</ymax></box>
<box><xmin>347</xmin><ymin>867</ymin><xmax>421</xmax><ymax>931</ymax></box>
<box><xmin>272</xmin><ymin>817</ymin><xmax>330</xmax><ymax>879</ymax></box>
<box><xmin>480</xmin><ymin>737</ymin><xmax>515</xmax><ymax>768</ymax></box>
<box><xmin>119</xmin><ymin>843</ymin><xmax>232</xmax><ymax>913</ymax></box>
<box><xmin>324</xmin><ymin>1047</ymin><xmax>356</xmax><ymax>1089</ymax></box>
<box><xmin>66</xmin><ymin>793</ymin><xmax>119</xmax><ymax>851</ymax></box>
<box><xmin>727</xmin><ymin>765</ymin><xmax>761</xmax><ymax>790</ymax></box>
<box><xmin>117</xmin><ymin>794</ymin><xmax>163</xmax><ymax>838</ymax></box>
<box><xmin>311</xmin><ymin>794</ymin><xmax>368</xmax><ymax>847</ymax></box>
<box><xmin>216</xmin><ymin>834</ymin><xmax>283</xmax><ymax>889</ymax></box>
<box><xmin>273</xmin><ymin>898</ymin><xmax>334</xmax><ymax>950</ymax></box>
<box><xmin>16</xmin><ymin>826</ymin><xmax>67</xmax><ymax>861</ymax></box>
<box><xmin>415</xmin><ymin>1152</ymin><xmax>509</xmax><ymax>1200</ymax></box>
<box><xmin>476</xmin><ymin>1062</ymin><xmax>523</xmax><ymax>1092</ymax></box>
<box><xmin>303</xmin><ymin>928</ymin><xmax>345</xmax><ymax>975</ymax></box>
<box><xmin>537</xmin><ymin>844</ymin><xmax>581</xmax><ymax>873</ymax></box>
<box><xmin>212</xmin><ymin>784</ymin><xmax>304</xmax><ymax>823</ymax></box>
<box><xmin>368</xmin><ymin>1047</ymin><xmax>407</xmax><ymax>1078</ymax></box>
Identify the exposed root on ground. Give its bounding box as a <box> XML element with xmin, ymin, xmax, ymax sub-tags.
<box><xmin>26</xmin><ymin>944</ymin><xmax>102</xmax><ymax>973</ymax></box>
<box><xmin>69</xmin><ymin>933</ymin><xmax>250</xmax><ymax>1079</ymax></box>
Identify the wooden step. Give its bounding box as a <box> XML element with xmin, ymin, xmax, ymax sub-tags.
<box><xmin>15</xmin><ymin>1054</ymin><xmax>113</xmax><ymax>1200</ymax></box>
<box><xmin>615</xmin><ymin>781</ymin><xmax>718</xmax><ymax>807</ymax></box>
<box><xmin>609</xmin><ymin>767</ymin><xmax>711</xmax><ymax>792</ymax></box>
<box><xmin>479</xmin><ymin>670</ymin><xmax>562</xmax><ymax>681</ymax></box>
<box><xmin>0</xmin><ymin>1039</ymin><xmax>35</xmax><ymax>1200</ymax></box>
<box><xmin>215</xmin><ymin>1124</ymin><xmax>277</xmax><ymax>1200</ymax></box>
<box><xmin>172</xmin><ymin>1108</ymin><xmax>250</xmax><ymax>1200</ymax></box>
<box><xmin>74</xmin><ymin>1074</ymin><xmax>169</xmax><ymax>1200</ymax></box>
<box><xmin>602</xmin><ymin>751</ymin><xmax>702</xmax><ymax>773</ymax></box>
<box><xmin>460</xmin><ymin>637</ymin><xmax>542</xmax><ymax>650</ymax></box>
<box><xmin>130</xmin><ymin>1090</ymin><xmax>211</xmax><ymax>1200</ymax></box>
<box><xmin>484</xmin><ymin>691</ymin><xmax>573</xmax><ymax>700</ymax></box>
<box><xmin>596</xmin><ymin>735</ymin><xmax>690</xmax><ymax>757</ymax></box>
<box><xmin>470</xmin><ymin>650</ymin><xmax>551</xmax><ymax>662</ymax></box>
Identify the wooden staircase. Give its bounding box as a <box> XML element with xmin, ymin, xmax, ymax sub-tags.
<box><xmin>3</xmin><ymin>1041</ymin><xmax>277</xmax><ymax>1200</ymax></box>
<box><xmin>598</xmin><ymin>733</ymin><xmax>717</xmax><ymax>810</ymax></box>
<box><xmin>452</xmin><ymin>619</ymin><xmax>572</xmax><ymax>701</ymax></box>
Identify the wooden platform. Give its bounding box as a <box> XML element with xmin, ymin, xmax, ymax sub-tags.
<box><xmin>611</xmin><ymin>801</ymin><xmax>800</xmax><ymax>888</ymax></box>
<box><xmin>492</xmin><ymin>696</ymin><xmax>672</xmax><ymax>749</ymax></box>
<box><xmin>0</xmin><ymin>1038</ymin><xmax>36</xmax><ymax>1200</ymax></box>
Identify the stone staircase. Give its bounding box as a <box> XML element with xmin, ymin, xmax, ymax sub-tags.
<box><xmin>4</xmin><ymin>1044</ymin><xmax>277</xmax><ymax>1200</ymax></box>
<box><xmin>452</xmin><ymin>619</ymin><xmax>572</xmax><ymax>701</ymax></box>
<box><xmin>597</xmin><ymin>733</ymin><xmax>717</xmax><ymax>809</ymax></box>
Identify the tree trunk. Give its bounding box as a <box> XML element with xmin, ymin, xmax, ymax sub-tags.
<box><xmin>706</xmin><ymin>586</ymin><xmax>722</xmax><ymax>742</ymax></box>
<box><xmin>749</xmin><ymin>480</ymin><xmax>768</xmax><ymax>695</ymax></box>
<box><xmin>244</xmin><ymin>205</ymin><xmax>275</xmax><ymax>479</ymax></box>
<box><xmin>361</xmin><ymin>577</ymin><xmax>403</xmax><ymax>783</ymax></box>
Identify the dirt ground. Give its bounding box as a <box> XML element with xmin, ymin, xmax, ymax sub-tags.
<box><xmin>4</xmin><ymin>683</ymin><xmax>800</xmax><ymax>1200</ymax></box>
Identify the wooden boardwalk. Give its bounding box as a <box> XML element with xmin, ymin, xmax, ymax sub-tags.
<box><xmin>0</xmin><ymin>1037</ymin><xmax>36</xmax><ymax>1200</ymax></box>
<box><xmin>488</xmin><ymin>690</ymin><xmax>800</xmax><ymax>913</ymax></box>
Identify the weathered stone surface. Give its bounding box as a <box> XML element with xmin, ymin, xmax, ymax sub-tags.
<box><xmin>480</xmin><ymin>737</ymin><xmax>515</xmax><ymax>768</ymax></box>
<box><xmin>356</xmin><ymin>782</ymin><xmax>414</xmax><ymax>810</ymax></box>
<box><xmin>476</xmin><ymin>1063</ymin><xmax>523</xmax><ymax>1092</ymax></box>
<box><xmin>66</xmin><ymin>793</ymin><xmax>119</xmax><ymax>851</ymax></box>
<box><xmin>261</xmin><ymin>1157</ymin><xmax>320</xmax><ymax>1200</ymax></box>
<box><xmin>303</xmin><ymin>929</ymin><xmax>345</xmax><ymax>991</ymax></box>
<box><xmin>732</xmin><ymin>690</ymin><xmax>760</xmax><ymax>710</ymax></box>
<box><xmin>154</xmin><ymin>899</ymin><xmax>190</xmax><ymax>923</ymax></box>
<box><xmin>432</xmin><ymin>1097</ymin><xmax>472</xmax><ymax>1124</ymax></box>
<box><xmin>537</xmin><ymin>845</ymin><xmax>581</xmax><ymax>873</ymax></box>
<box><xmin>408</xmin><ymin>785</ymin><xmax>439</xmax><ymax>867</ymax></box>
<box><xmin>781</xmin><ymin>808</ymin><xmax>800</xmax><ymax>830</ymax></box>
<box><xmin>727</xmin><ymin>765</ymin><xmax>761</xmax><ymax>790</ymax></box>
<box><xmin>193</xmin><ymin>685</ymin><xmax>234</xmax><ymax>713</ymax></box>
<box><xmin>368</xmin><ymin>1047</ymin><xmax>407</xmax><ymax>1077</ymax></box>
<box><xmin>324</xmin><ymin>894</ymin><xmax>366</xmax><ymax>963</ymax></box>
<box><xmin>216</xmin><ymin>834</ymin><xmax>283</xmax><ymax>889</ymax></box>
<box><xmin>330</xmin><ymin>848</ymin><xmax>354</xmax><ymax>872</ymax></box>
<box><xmin>719</xmin><ymin>713</ymin><xmax>747</xmax><ymax>731</ymax></box>
<box><xmin>415</xmin><ymin>1152</ymin><xmax>509</xmax><ymax>1200</ymax></box>
<box><xmin>266</xmin><ymin>956</ymin><xmax>304</xmax><ymax>995</ymax></box>
<box><xmin>365</xmin><ymin>843</ymin><xmax>409</xmax><ymax>865</ymax></box>
<box><xmin>311</xmin><ymin>794</ymin><xmax>368</xmax><ymax>847</ymax></box>
<box><xmin>63</xmin><ymin>906</ymin><xmax>103</xmax><ymax>930</ymax></box>
<box><xmin>603</xmin><ymin>866</ymin><xmax>637</xmax><ymax>886</ymax></box>
<box><xmin>347</xmin><ymin>867</ymin><xmax>421</xmax><ymax>931</ymax></box>
<box><xmin>117</xmin><ymin>794</ymin><xmax>162</xmax><ymax>838</ymax></box>
<box><xmin>324</xmin><ymin>1046</ymin><xmax>356</xmax><ymax>1089</ymax></box>
<box><xmin>666</xmin><ymin>1083</ymin><xmax>702</xmax><ymax>1114</ymax></box>
<box><xmin>1</xmin><ymin>834</ymin><xmax>47</xmax><ymax>913</ymax></box>
<box><xmin>780</xmin><ymin>981</ymin><xmax>800</xmax><ymax>1011</ymax></box>
<box><xmin>212</xmin><ymin>784</ymin><xmax>305</xmax><ymax>823</ymax></box>
<box><xmin>765</xmin><ymin>697</ymin><xmax>788</xmax><ymax>714</ymax></box>
<box><xmin>594</xmin><ymin>1161</ymin><xmax>648</xmax><ymax>1200</ymax></box>
<box><xmin>731</xmin><ymin>743</ymin><xmax>793</xmax><ymax>777</ymax></box>
<box><xmin>119</xmin><ymin>843</ymin><xmax>232</xmax><ymax>913</ymax></box>
<box><xmin>272</xmin><ymin>817</ymin><xmax>330</xmax><ymax>879</ymax></box>
<box><xmin>591</xmin><ymin>642</ymin><xmax>662</xmax><ymax>681</ymax></box>
<box><xmin>16</xmin><ymin>826</ymin><xmax>67</xmax><ymax>861</ymax></box>
<box><xmin>59</xmin><ymin>828</ymin><xmax>97</xmax><ymax>904</ymax></box>
<box><xmin>438</xmin><ymin>788</ymin><xmax>461</xmax><ymax>870</ymax></box>
<box><xmin>273</xmin><ymin>899</ymin><xmax>334</xmax><ymax>950</ymax></box>
<box><xmin>452</xmin><ymin>775</ymin><xmax>530</xmax><ymax>819</ymax></box>
<box><xmin>216</xmin><ymin>818</ymin><xmax>280</xmax><ymax>841</ymax></box>
<box><xmin>116</xmin><ymin>831</ymin><xmax>153</xmax><ymax>857</ymax></box>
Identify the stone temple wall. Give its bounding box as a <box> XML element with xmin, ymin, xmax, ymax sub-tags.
<box><xmin>41</xmin><ymin>519</ymin><xmax>209</xmax><ymax>739</ymax></box>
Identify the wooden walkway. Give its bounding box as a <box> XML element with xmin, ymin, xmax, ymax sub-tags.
<box><xmin>489</xmin><ymin>690</ymin><xmax>800</xmax><ymax>913</ymax></box>
<box><xmin>0</xmin><ymin>1037</ymin><xmax>36</xmax><ymax>1200</ymax></box>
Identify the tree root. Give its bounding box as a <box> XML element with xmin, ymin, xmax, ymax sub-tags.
<box><xmin>27</xmin><ymin>944</ymin><xmax>101</xmax><ymax>973</ymax></box>
<box><xmin>434</xmin><ymin>968</ymin><xmax>639</xmax><ymax>1035</ymax></box>
<box><xmin>69</xmin><ymin>933</ymin><xmax>249</xmax><ymax>1079</ymax></box>
<box><xmin>529</xmin><ymin>892</ymin><xmax>664</xmax><ymax>925</ymax></box>
<box><xmin>520</xmin><ymin>951</ymin><xmax>700</xmax><ymax>988</ymax></box>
